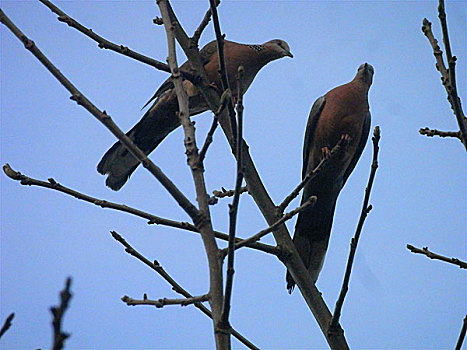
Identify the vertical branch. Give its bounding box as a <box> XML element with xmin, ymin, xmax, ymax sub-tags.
<box><xmin>208</xmin><ymin>0</ymin><xmax>237</xmax><ymax>138</ymax></box>
<box><xmin>156</xmin><ymin>1</ymin><xmax>228</xmax><ymax>349</ymax></box>
<box><xmin>51</xmin><ymin>277</ymin><xmax>73</xmax><ymax>350</ymax></box>
<box><xmin>330</xmin><ymin>126</ymin><xmax>381</xmax><ymax>331</ymax></box>
<box><xmin>221</xmin><ymin>66</ymin><xmax>245</xmax><ymax>326</ymax></box>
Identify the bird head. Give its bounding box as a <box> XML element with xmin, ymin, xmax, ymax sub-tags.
<box><xmin>356</xmin><ymin>63</ymin><xmax>374</xmax><ymax>85</ymax></box>
<box><xmin>263</xmin><ymin>39</ymin><xmax>294</xmax><ymax>59</ymax></box>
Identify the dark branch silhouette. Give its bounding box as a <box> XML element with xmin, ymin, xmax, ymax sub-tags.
<box><xmin>51</xmin><ymin>277</ymin><xmax>73</xmax><ymax>350</ymax></box>
<box><xmin>455</xmin><ymin>315</ymin><xmax>467</xmax><ymax>350</ymax></box>
<box><xmin>0</xmin><ymin>313</ymin><xmax>15</xmax><ymax>339</ymax></box>
<box><xmin>407</xmin><ymin>245</ymin><xmax>467</xmax><ymax>269</ymax></box>
<box><xmin>330</xmin><ymin>126</ymin><xmax>381</xmax><ymax>331</ymax></box>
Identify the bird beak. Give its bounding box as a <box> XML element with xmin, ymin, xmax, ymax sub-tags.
<box><xmin>286</xmin><ymin>50</ymin><xmax>294</xmax><ymax>58</ymax></box>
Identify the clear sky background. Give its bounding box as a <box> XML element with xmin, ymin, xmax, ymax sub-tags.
<box><xmin>1</xmin><ymin>1</ymin><xmax>466</xmax><ymax>349</ymax></box>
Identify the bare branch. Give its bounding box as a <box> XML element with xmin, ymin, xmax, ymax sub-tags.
<box><xmin>330</xmin><ymin>126</ymin><xmax>381</xmax><ymax>332</ymax></box>
<box><xmin>278</xmin><ymin>136</ymin><xmax>349</xmax><ymax>213</ymax></box>
<box><xmin>421</xmin><ymin>12</ymin><xmax>467</xmax><ymax>149</ymax></box>
<box><xmin>50</xmin><ymin>277</ymin><xmax>73</xmax><ymax>350</ymax></box>
<box><xmin>455</xmin><ymin>315</ymin><xmax>467</xmax><ymax>350</ymax></box>
<box><xmin>122</xmin><ymin>294</ymin><xmax>209</xmax><ymax>308</ymax></box>
<box><xmin>2</xmin><ymin>163</ymin><xmax>278</xmax><ymax>255</ymax></box>
<box><xmin>407</xmin><ymin>245</ymin><xmax>467</xmax><ymax>269</ymax></box>
<box><xmin>192</xmin><ymin>4</ymin><xmax>215</xmax><ymax>44</ymax></box>
<box><xmin>157</xmin><ymin>2</ymin><xmax>227</xmax><ymax>347</ymax></box>
<box><xmin>222</xmin><ymin>66</ymin><xmax>245</xmax><ymax>326</ymax></box>
<box><xmin>419</xmin><ymin>127</ymin><xmax>462</xmax><ymax>139</ymax></box>
<box><xmin>0</xmin><ymin>9</ymin><xmax>201</xmax><ymax>222</ymax></box>
<box><xmin>38</xmin><ymin>0</ymin><xmax>173</xmax><ymax>74</ymax></box>
<box><xmin>222</xmin><ymin>196</ymin><xmax>317</xmax><ymax>256</ymax></box>
<box><xmin>110</xmin><ymin>231</ymin><xmax>259</xmax><ymax>350</ymax></box>
<box><xmin>0</xmin><ymin>313</ymin><xmax>15</xmax><ymax>339</ymax></box>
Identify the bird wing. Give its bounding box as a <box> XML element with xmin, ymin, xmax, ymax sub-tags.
<box><xmin>141</xmin><ymin>41</ymin><xmax>218</xmax><ymax>110</ymax></box>
<box><xmin>302</xmin><ymin>96</ymin><xmax>326</xmax><ymax>179</ymax></box>
<box><xmin>342</xmin><ymin>111</ymin><xmax>371</xmax><ymax>185</ymax></box>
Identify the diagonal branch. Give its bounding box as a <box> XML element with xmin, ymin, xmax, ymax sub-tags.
<box><xmin>50</xmin><ymin>277</ymin><xmax>73</xmax><ymax>350</ymax></box>
<box><xmin>0</xmin><ymin>313</ymin><xmax>15</xmax><ymax>339</ymax></box>
<box><xmin>122</xmin><ymin>294</ymin><xmax>209</xmax><ymax>308</ymax></box>
<box><xmin>2</xmin><ymin>163</ymin><xmax>279</xmax><ymax>255</ymax></box>
<box><xmin>406</xmin><ymin>245</ymin><xmax>467</xmax><ymax>269</ymax></box>
<box><xmin>38</xmin><ymin>0</ymin><xmax>172</xmax><ymax>74</ymax></box>
<box><xmin>330</xmin><ymin>126</ymin><xmax>381</xmax><ymax>332</ymax></box>
<box><xmin>192</xmin><ymin>3</ymin><xmax>215</xmax><ymax>44</ymax></box>
<box><xmin>222</xmin><ymin>196</ymin><xmax>317</xmax><ymax>257</ymax></box>
<box><xmin>0</xmin><ymin>9</ymin><xmax>201</xmax><ymax>222</ymax></box>
<box><xmin>278</xmin><ymin>137</ymin><xmax>349</xmax><ymax>213</ymax></box>
<box><xmin>455</xmin><ymin>315</ymin><xmax>467</xmax><ymax>350</ymax></box>
<box><xmin>110</xmin><ymin>231</ymin><xmax>259</xmax><ymax>350</ymax></box>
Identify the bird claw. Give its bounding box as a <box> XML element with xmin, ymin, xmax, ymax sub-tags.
<box><xmin>321</xmin><ymin>147</ymin><xmax>332</xmax><ymax>159</ymax></box>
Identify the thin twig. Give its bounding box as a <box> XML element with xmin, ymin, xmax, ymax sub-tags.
<box><xmin>2</xmin><ymin>163</ymin><xmax>279</xmax><ymax>255</ymax></box>
<box><xmin>0</xmin><ymin>9</ymin><xmax>201</xmax><ymax>222</ymax></box>
<box><xmin>208</xmin><ymin>0</ymin><xmax>237</xmax><ymax>138</ymax></box>
<box><xmin>192</xmin><ymin>4</ymin><xmax>215</xmax><ymax>44</ymax></box>
<box><xmin>406</xmin><ymin>245</ymin><xmax>467</xmax><ymax>269</ymax></box>
<box><xmin>122</xmin><ymin>294</ymin><xmax>209</xmax><ymax>308</ymax></box>
<box><xmin>222</xmin><ymin>196</ymin><xmax>317</xmax><ymax>257</ymax></box>
<box><xmin>419</xmin><ymin>127</ymin><xmax>462</xmax><ymax>139</ymax></box>
<box><xmin>51</xmin><ymin>277</ymin><xmax>73</xmax><ymax>350</ymax></box>
<box><xmin>277</xmin><ymin>137</ymin><xmax>349</xmax><ymax>213</ymax></box>
<box><xmin>0</xmin><ymin>313</ymin><xmax>15</xmax><ymax>339</ymax></box>
<box><xmin>221</xmin><ymin>66</ymin><xmax>245</xmax><ymax>327</ymax></box>
<box><xmin>455</xmin><ymin>315</ymin><xmax>467</xmax><ymax>350</ymax></box>
<box><xmin>209</xmin><ymin>186</ymin><xmax>248</xmax><ymax>205</ymax></box>
<box><xmin>330</xmin><ymin>126</ymin><xmax>381</xmax><ymax>332</ymax></box>
<box><xmin>37</xmin><ymin>0</ymin><xmax>173</xmax><ymax>74</ymax></box>
<box><xmin>110</xmin><ymin>231</ymin><xmax>259</xmax><ymax>350</ymax></box>
<box><xmin>421</xmin><ymin>12</ymin><xmax>467</xmax><ymax>149</ymax></box>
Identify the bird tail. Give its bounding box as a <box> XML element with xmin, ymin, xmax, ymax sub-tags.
<box><xmin>97</xmin><ymin>102</ymin><xmax>180</xmax><ymax>190</ymax></box>
<box><xmin>286</xmin><ymin>193</ymin><xmax>338</xmax><ymax>292</ymax></box>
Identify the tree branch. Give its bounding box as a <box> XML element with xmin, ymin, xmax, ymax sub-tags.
<box><xmin>330</xmin><ymin>126</ymin><xmax>381</xmax><ymax>332</ymax></box>
<box><xmin>277</xmin><ymin>136</ymin><xmax>349</xmax><ymax>213</ymax></box>
<box><xmin>222</xmin><ymin>196</ymin><xmax>317</xmax><ymax>256</ymax></box>
<box><xmin>192</xmin><ymin>3</ymin><xmax>216</xmax><ymax>44</ymax></box>
<box><xmin>110</xmin><ymin>231</ymin><xmax>259</xmax><ymax>350</ymax></box>
<box><xmin>421</xmin><ymin>12</ymin><xmax>467</xmax><ymax>149</ymax></box>
<box><xmin>221</xmin><ymin>66</ymin><xmax>245</xmax><ymax>327</ymax></box>
<box><xmin>50</xmin><ymin>277</ymin><xmax>73</xmax><ymax>350</ymax></box>
<box><xmin>122</xmin><ymin>294</ymin><xmax>209</xmax><ymax>308</ymax></box>
<box><xmin>455</xmin><ymin>315</ymin><xmax>467</xmax><ymax>350</ymax></box>
<box><xmin>419</xmin><ymin>127</ymin><xmax>462</xmax><ymax>139</ymax></box>
<box><xmin>0</xmin><ymin>313</ymin><xmax>15</xmax><ymax>339</ymax></box>
<box><xmin>406</xmin><ymin>245</ymin><xmax>467</xmax><ymax>269</ymax></box>
<box><xmin>0</xmin><ymin>9</ymin><xmax>201</xmax><ymax>222</ymax></box>
<box><xmin>157</xmin><ymin>2</ymin><xmax>227</xmax><ymax>348</ymax></box>
<box><xmin>38</xmin><ymin>0</ymin><xmax>173</xmax><ymax>74</ymax></box>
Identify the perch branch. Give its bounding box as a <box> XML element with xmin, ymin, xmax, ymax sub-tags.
<box><xmin>419</xmin><ymin>127</ymin><xmax>462</xmax><ymax>139</ymax></box>
<box><xmin>0</xmin><ymin>313</ymin><xmax>15</xmax><ymax>339</ymax></box>
<box><xmin>122</xmin><ymin>294</ymin><xmax>209</xmax><ymax>308</ymax></box>
<box><xmin>330</xmin><ymin>126</ymin><xmax>381</xmax><ymax>332</ymax></box>
<box><xmin>110</xmin><ymin>231</ymin><xmax>259</xmax><ymax>350</ymax></box>
<box><xmin>221</xmin><ymin>66</ymin><xmax>245</xmax><ymax>326</ymax></box>
<box><xmin>406</xmin><ymin>245</ymin><xmax>467</xmax><ymax>269</ymax></box>
<box><xmin>278</xmin><ymin>136</ymin><xmax>349</xmax><ymax>213</ymax></box>
<box><xmin>0</xmin><ymin>9</ymin><xmax>201</xmax><ymax>222</ymax></box>
<box><xmin>50</xmin><ymin>277</ymin><xmax>73</xmax><ymax>350</ymax></box>
<box><xmin>455</xmin><ymin>315</ymin><xmax>467</xmax><ymax>350</ymax></box>
<box><xmin>145</xmin><ymin>5</ymin><xmax>349</xmax><ymax>348</ymax></box>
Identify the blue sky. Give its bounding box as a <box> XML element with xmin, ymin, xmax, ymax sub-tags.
<box><xmin>1</xmin><ymin>1</ymin><xmax>466</xmax><ymax>349</ymax></box>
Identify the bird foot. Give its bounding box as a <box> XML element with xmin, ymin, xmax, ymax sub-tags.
<box><xmin>321</xmin><ymin>147</ymin><xmax>332</xmax><ymax>159</ymax></box>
